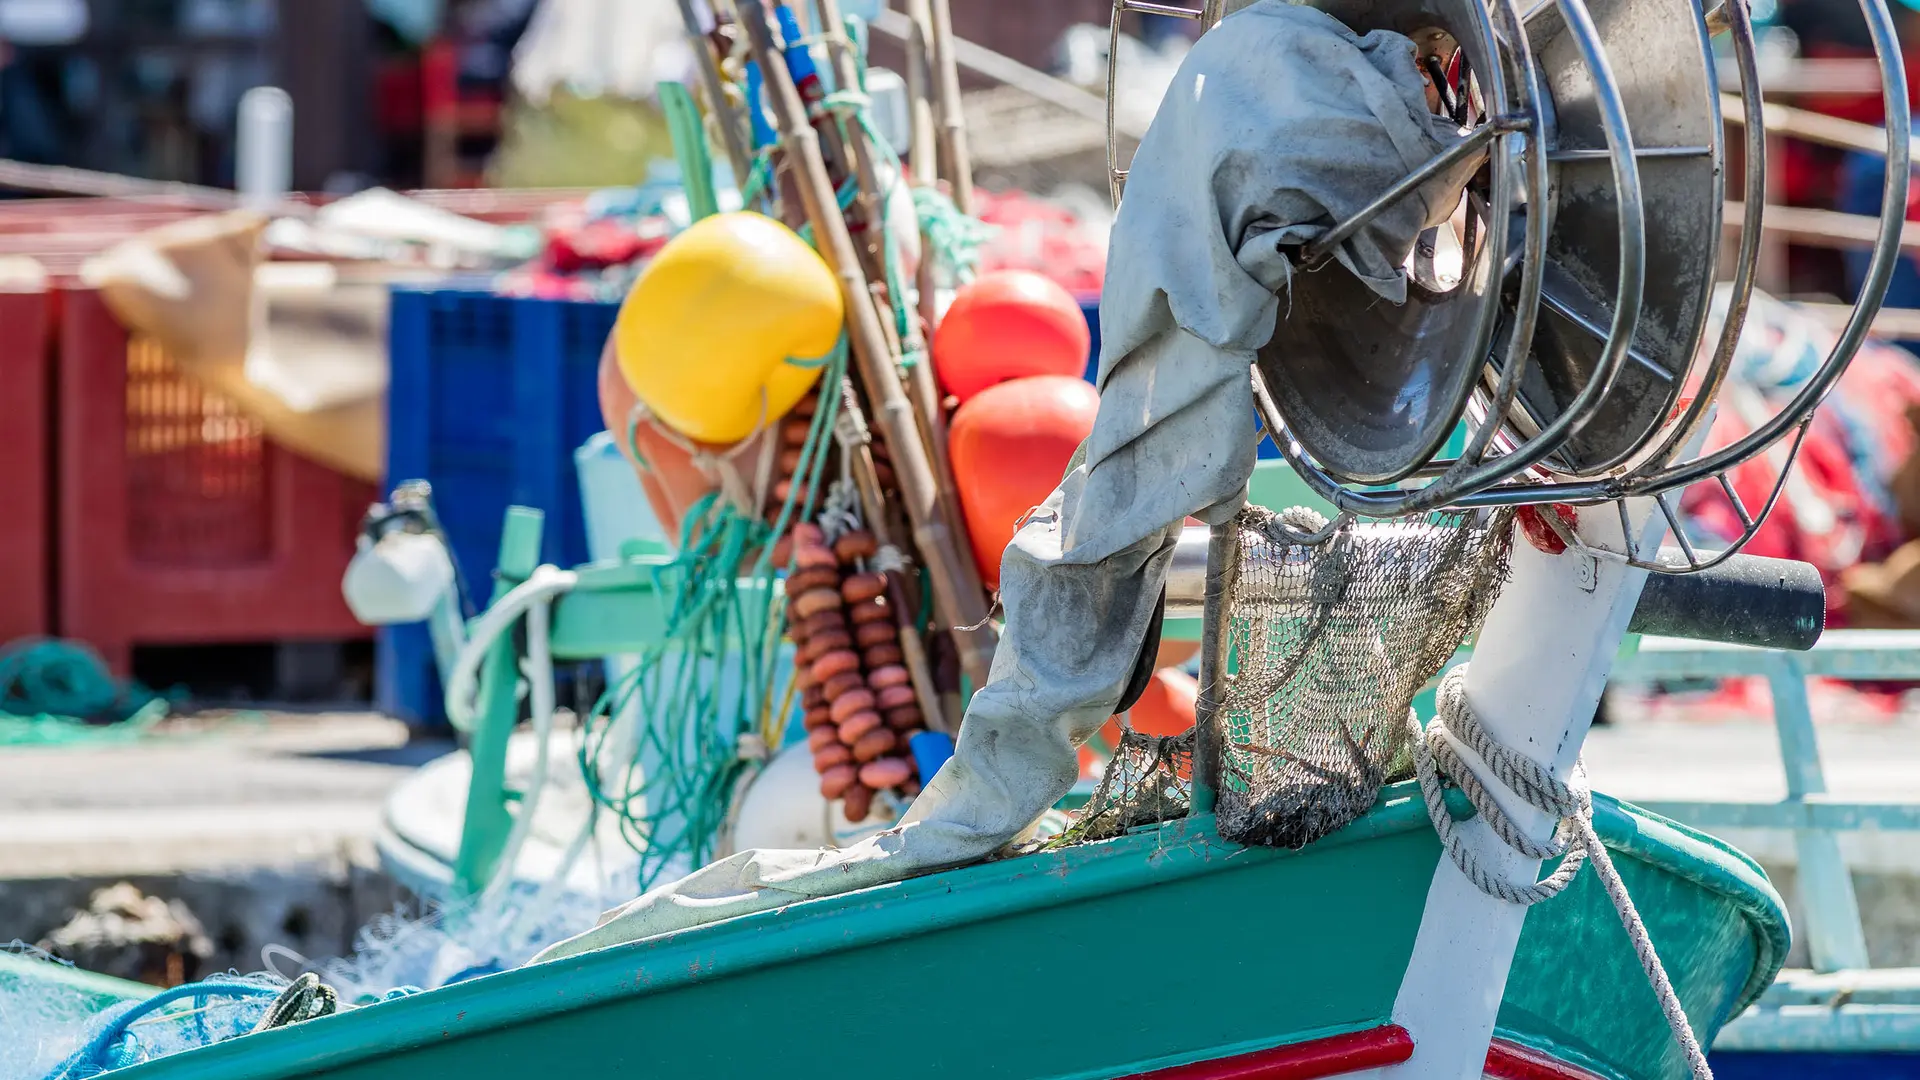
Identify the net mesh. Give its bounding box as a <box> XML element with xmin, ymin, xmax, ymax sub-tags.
<box><xmin>1051</xmin><ymin>728</ymin><xmax>1193</xmax><ymax>847</ymax></box>
<box><xmin>1215</xmin><ymin>505</ymin><xmax>1514</xmax><ymax>849</ymax></box>
<box><xmin>1059</xmin><ymin>504</ymin><xmax>1513</xmax><ymax>850</ymax></box>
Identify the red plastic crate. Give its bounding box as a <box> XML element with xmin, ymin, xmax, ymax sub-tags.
<box><xmin>57</xmin><ymin>288</ymin><xmax>374</xmax><ymax>674</ymax></box>
<box><xmin>0</xmin><ymin>288</ymin><xmax>52</xmax><ymax>644</ymax></box>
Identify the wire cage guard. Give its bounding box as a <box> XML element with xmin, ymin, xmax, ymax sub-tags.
<box><xmin>1104</xmin><ymin>0</ymin><xmax>1911</xmax><ymax>575</ymax></box>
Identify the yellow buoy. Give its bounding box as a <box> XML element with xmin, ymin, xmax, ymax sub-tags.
<box><xmin>614</xmin><ymin>211</ymin><xmax>844</xmax><ymax>445</ymax></box>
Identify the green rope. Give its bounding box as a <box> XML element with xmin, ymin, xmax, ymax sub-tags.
<box><xmin>583</xmin><ymin>339</ymin><xmax>850</xmax><ymax>890</ymax></box>
<box><xmin>738</xmin><ymin>148</ymin><xmax>777</xmax><ymax>211</ymax></box>
<box><xmin>912</xmin><ymin>185</ymin><xmax>992</xmax><ymax>281</ymax></box>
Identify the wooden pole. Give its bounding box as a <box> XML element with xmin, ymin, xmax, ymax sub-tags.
<box><xmin>739</xmin><ymin>0</ymin><xmax>996</xmax><ymax>690</ymax></box>
<box><xmin>810</xmin><ymin>0</ymin><xmax>888</xmax><ymax>258</ymax></box>
<box><xmin>837</xmin><ymin>385</ymin><xmax>951</xmax><ymax>734</ymax></box>
<box><xmin>926</xmin><ymin>0</ymin><xmax>973</xmax><ymax>213</ymax></box>
<box><xmin>901</xmin><ymin>0</ymin><xmax>971</xmax><ymax>726</ymax></box>
<box><xmin>903</xmin><ymin>0</ymin><xmax>939</xmax><ymax>189</ymax></box>
<box><xmin>812</xmin><ymin>0</ymin><xmax>981</xmax><ymax>620</ymax></box>
<box><xmin>676</xmin><ymin>0</ymin><xmax>756</xmax><ymax>191</ymax></box>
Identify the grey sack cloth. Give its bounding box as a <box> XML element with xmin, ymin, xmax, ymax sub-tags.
<box><xmin>534</xmin><ymin>0</ymin><xmax>1464</xmax><ymax>963</ymax></box>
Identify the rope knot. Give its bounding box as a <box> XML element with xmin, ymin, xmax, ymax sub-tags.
<box><xmin>871</xmin><ymin>544</ymin><xmax>911</xmax><ymax>576</ymax></box>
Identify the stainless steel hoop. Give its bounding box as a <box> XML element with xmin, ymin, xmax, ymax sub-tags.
<box><xmin>1103</xmin><ymin>0</ymin><xmax>1912</xmax><ymax>573</ymax></box>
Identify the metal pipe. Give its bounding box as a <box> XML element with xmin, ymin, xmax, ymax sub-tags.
<box><xmin>1627</xmin><ymin>0</ymin><xmax>1763</xmax><ymax>478</ymax></box>
<box><xmin>1188</xmin><ymin>518</ymin><xmax>1240</xmax><ymax>816</ymax></box>
<box><xmin>1167</xmin><ymin>524</ymin><xmax>1824</xmax><ymax>649</ymax></box>
<box><xmin>1297</xmin><ymin>123</ymin><xmax>1503</xmax><ymax>270</ymax></box>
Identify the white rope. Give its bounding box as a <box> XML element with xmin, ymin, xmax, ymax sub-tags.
<box><xmin>871</xmin><ymin>544</ymin><xmax>911</xmax><ymax>575</ymax></box>
<box><xmin>817</xmin><ymin>479</ymin><xmax>864</xmax><ymax>544</ymax></box>
<box><xmin>1412</xmin><ymin>666</ymin><xmax>1714</xmax><ymax>1080</ymax></box>
<box><xmin>443</xmin><ymin>565</ymin><xmax>579</xmax><ymax>732</ymax></box>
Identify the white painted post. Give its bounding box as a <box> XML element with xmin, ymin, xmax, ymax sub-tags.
<box><xmin>1353</xmin><ymin>496</ymin><xmax>1668</xmax><ymax>1079</ymax></box>
<box><xmin>236</xmin><ymin>86</ymin><xmax>293</xmax><ymax>212</ymax></box>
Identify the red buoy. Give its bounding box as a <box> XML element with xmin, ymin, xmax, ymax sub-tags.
<box><xmin>948</xmin><ymin>374</ymin><xmax>1100</xmax><ymax>589</ymax></box>
<box><xmin>932</xmin><ymin>270</ymin><xmax>1091</xmax><ymax>405</ymax></box>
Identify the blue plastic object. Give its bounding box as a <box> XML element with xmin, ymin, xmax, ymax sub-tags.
<box><xmin>380</xmin><ymin>289</ymin><xmax>619</xmax><ymax>726</ymax></box>
<box><xmin>744</xmin><ymin>62</ymin><xmax>776</xmax><ymax>147</ymax></box>
<box><xmin>908</xmin><ymin>730</ymin><xmax>956</xmax><ymax>784</ymax></box>
<box><xmin>1839</xmin><ymin>151</ymin><xmax>1920</xmax><ymax>350</ymax></box>
<box><xmin>773</xmin><ymin>6</ymin><xmax>820</xmax><ymax>85</ymax></box>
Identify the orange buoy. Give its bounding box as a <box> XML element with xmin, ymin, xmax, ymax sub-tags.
<box><xmin>598</xmin><ymin>337</ymin><xmax>746</xmax><ymax>543</ymax></box>
<box><xmin>1081</xmin><ymin>667</ymin><xmax>1200</xmax><ymax>779</ymax></box>
<box><xmin>948</xmin><ymin>374</ymin><xmax>1100</xmax><ymax>589</ymax></box>
<box><xmin>932</xmin><ymin>270</ymin><xmax>1091</xmax><ymax>405</ymax></box>
<box><xmin>1129</xmin><ymin>667</ymin><xmax>1199</xmax><ymax>737</ymax></box>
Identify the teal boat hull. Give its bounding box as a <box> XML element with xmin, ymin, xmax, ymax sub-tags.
<box><xmin>104</xmin><ymin>783</ymin><xmax>1784</xmax><ymax>1080</ymax></box>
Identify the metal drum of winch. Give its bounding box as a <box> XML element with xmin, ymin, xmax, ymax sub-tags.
<box><xmin>1247</xmin><ymin>0</ymin><xmax>1721</xmax><ymax>485</ymax></box>
<box><xmin>1106</xmin><ymin>0</ymin><xmax>1909</xmax><ymax>570</ymax></box>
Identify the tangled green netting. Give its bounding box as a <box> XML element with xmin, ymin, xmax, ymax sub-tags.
<box><xmin>0</xmin><ymin>639</ymin><xmax>175</xmax><ymax>747</ymax></box>
<box><xmin>586</xmin><ymin>336</ymin><xmax>848</xmax><ymax>888</ymax></box>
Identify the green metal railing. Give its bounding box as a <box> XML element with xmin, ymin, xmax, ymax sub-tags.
<box><xmin>1616</xmin><ymin>630</ymin><xmax>1920</xmax><ymax>1051</ymax></box>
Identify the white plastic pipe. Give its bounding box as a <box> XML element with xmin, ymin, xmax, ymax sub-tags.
<box><xmin>236</xmin><ymin>86</ymin><xmax>294</xmax><ymax>211</ymax></box>
<box><xmin>443</xmin><ymin>565</ymin><xmax>579</xmax><ymax>732</ymax></box>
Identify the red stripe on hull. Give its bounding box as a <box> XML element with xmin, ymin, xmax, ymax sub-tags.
<box><xmin>1123</xmin><ymin>1025</ymin><xmax>1415</xmax><ymax>1080</ymax></box>
<box><xmin>1484</xmin><ymin>1038</ymin><xmax>1608</xmax><ymax>1080</ymax></box>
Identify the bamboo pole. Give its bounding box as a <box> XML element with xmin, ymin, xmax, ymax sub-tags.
<box><xmin>1723</xmin><ymin>93</ymin><xmax>1919</xmax><ymax>159</ymax></box>
<box><xmin>926</xmin><ymin>0</ymin><xmax>974</xmax><ymax>213</ymax></box>
<box><xmin>676</xmin><ymin>0</ymin><xmax>756</xmax><ymax>191</ymax></box>
<box><xmin>739</xmin><ymin>0</ymin><xmax>996</xmax><ymax>690</ymax></box>
<box><xmin>1724</xmin><ymin>201</ymin><xmax>1920</xmax><ymax>254</ymax></box>
<box><xmin>901</xmin><ymin>0</ymin><xmax>969</xmax><ymax>727</ymax></box>
<box><xmin>898</xmin><ymin>0</ymin><xmax>966</xmax><ymax>531</ymax></box>
<box><xmin>810</xmin><ymin>0</ymin><xmax>888</xmax><ymax>258</ymax></box>
<box><xmin>903</xmin><ymin>0</ymin><xmax>939</xmax><ymax>188</ymax></box>
<box><xmin>813</xmin><ymin>0</ymin><xmax>981</xmax><ymax>622</ymax></box>
<box><xmin>868</xmin><ymin>10</ymin><xmax>1138</xmax><ymax>138</ymax></box>
<box><xmin>836</xmin><ymin>384</ymin><xmax>951</xmax><ymax>734</ymax></box>
<box><xmin>905</xmin><ymin>0</ymin><xmax>943</xmax><ymax>367</ymax></box>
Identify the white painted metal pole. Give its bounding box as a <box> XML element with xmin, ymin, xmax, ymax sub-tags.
<box><xmin>236</xmin><ymin>86</ymin><xmax>293</xmax><ymax>212</ymax></box>
<box><xmin>1353</xmin><ymin>497</ymin><xmax>1667</xmax><ymax>1078</ymax></box>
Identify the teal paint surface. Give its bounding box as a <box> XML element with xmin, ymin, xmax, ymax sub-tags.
<box><xmin>112</xmin><ymin>788</ymin><xmax>1781</xmax><ymax>1080</ymax></box>
<box><xmin>1502</xmin><ymin>798</ymin><xmax>1790</xmax><ymax>1080</ymax></box>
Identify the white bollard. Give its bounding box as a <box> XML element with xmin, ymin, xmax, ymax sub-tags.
<box><xmin>236</xmin><ymin>86</ymin><xmax>294</xmax><ymax>212</ymax></box>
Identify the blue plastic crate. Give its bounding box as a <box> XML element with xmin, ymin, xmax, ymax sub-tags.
<box><xmin>378</xmin><ymin>288</ymin><xmax>621</xmax><ymax>726</ymax></box>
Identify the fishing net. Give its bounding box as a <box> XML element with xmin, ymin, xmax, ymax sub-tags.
<box><xmin>1059</xmin><ymin>504</ymin><xmax>1513</xmax><ymax>850</ymax></box>
<box><xmin>1215</xmin><ymin>505</ymin><xmax>1513</xmax><ymax>849</ymax></box>
<box><xmin>1052</xmin><ymin>728</ymin><xmax>1193</xmax><ymax>846</ymax></box>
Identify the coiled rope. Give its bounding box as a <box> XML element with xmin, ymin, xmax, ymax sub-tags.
<box><xmin>1411</xmin><ymin>666</ymin><xmax>1712</xmax><ymax>1079</ymax></box>
<box><xmin>47</xmin><ymin>978</ymin><xmax>281</xmax><ymax>1079</ymax></box>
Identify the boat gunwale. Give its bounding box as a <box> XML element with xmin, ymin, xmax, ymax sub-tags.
<box><xmin>108</xmin><ymin>783</ymin><xmax>1787</xmax><ymax>1080</ymax></box>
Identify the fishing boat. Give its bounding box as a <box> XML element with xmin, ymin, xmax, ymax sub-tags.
<box><xmin>22</xmin><ymin>0</ymin><xmax>1920</xmax><ymax>1073</ymax></box>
